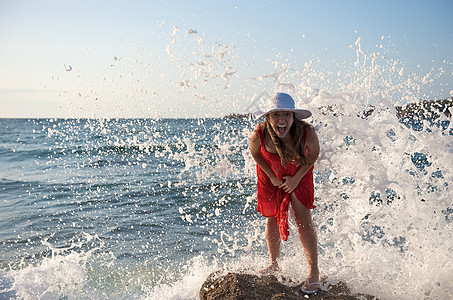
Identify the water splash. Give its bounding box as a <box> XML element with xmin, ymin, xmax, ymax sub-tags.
<box><xmin>2</xmin><ymin>25</ymin><xmax>452</xmax><ymax>300</ymax></box>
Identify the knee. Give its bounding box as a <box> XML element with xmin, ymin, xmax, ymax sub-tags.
<box><xmin>294</xmin><ymin>216</ymin><xmax>314</xmax><ymax>230</ymax></box>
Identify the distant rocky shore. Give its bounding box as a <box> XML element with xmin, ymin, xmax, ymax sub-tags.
<box><xmin>200</xmin><ymin>272</ymin><xmax>378</xmax><ymax>300</ymax></box>
<box><xmin>395</xmin><ymin>97</ymin><xmax>452</xmax><ymax>119</ymax></box>
<box><xmin>224</xmin><ymin>97</ymin><xmax>453</xmax><ymax>120</ymax></box>
<box><xmin>223</xmin><ymin>113</ymin><xmax>252</xmax><ymax>119</ymax></box>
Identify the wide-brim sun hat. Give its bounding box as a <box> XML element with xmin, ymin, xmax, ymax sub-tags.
<box><xmin>253</xmin><ymin>92</ymin><xmax>312</xmax><ymax>120</ymax></box>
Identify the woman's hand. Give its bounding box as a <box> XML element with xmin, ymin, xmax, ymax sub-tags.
<box><xmin>281</xmin><ymin>175</ymin><xmax>300</xmax><ymax>194</ymax></box>
<box><xmin>270</xmin><ymin>176</ymin><xmax>284</xmax><ymax>187</ymax></box>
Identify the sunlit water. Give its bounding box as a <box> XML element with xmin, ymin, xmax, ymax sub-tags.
<box><xmin>1</xmin><ymin>29</ymin><xmax>452</xmax><ymax>300</ymax></box>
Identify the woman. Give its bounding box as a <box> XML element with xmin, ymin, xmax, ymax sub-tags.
<box><xmin>250</xmin><ymin>92</ymin><xmax>320</xmax><ymax>294</ymax></box>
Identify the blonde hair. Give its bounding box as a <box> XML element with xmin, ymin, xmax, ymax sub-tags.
<box><xmin>264</xmin><ymin>116</ymin><xmax>310</xmax><ymax>167</ymax></box>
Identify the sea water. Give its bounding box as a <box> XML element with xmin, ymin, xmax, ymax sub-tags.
<box><xmin>1</xmin><ymin>30</ymin><xmax>452</xmax><ymax>300</ymax></box>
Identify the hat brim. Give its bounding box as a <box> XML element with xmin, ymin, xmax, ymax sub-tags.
<box><xmin>253</xmin><ymin>108</ymin><xmax>312</xmax><ymax>120</ymax></box>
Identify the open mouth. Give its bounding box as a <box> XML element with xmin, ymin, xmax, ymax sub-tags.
<box><xmin>277</xmin><ymin>125</ymin><xmax>287</xmax><ymax>135</ymax></box>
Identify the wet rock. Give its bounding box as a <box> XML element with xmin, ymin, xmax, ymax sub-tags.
<box><xmin>395</xmin><ymin>97</ymin><xmax>453</xmax><ymax>119</ymax></box>
<box><xmin>200</xmin><ymin>272</ymin><xmax>378</xmax><ymax>300</ymax></box>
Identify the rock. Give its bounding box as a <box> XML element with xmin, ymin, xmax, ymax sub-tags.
<box><xmin>395</xmin><ymin>97</ymin><xmax>453</xmax><ymax>119</ymax></box>
<box><xmin>224</xmin><ymin>97</ymin><xmax>453</xmax><ymax>120</ymax></box>
<box><xmin>200</xmin><ymin>272</ymin><xmax>378</xmax><ymax>300</ymax></box>
<box><xmin>223</xmin><ymin>113</ymin><xmax>252</xmax><ymax>119</ymax></box>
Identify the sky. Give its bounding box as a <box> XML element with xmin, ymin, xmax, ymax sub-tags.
<box><xmin>0</xmin><ymin>0</ymin><xmax>452</xmax><ymax>118</ymax></box>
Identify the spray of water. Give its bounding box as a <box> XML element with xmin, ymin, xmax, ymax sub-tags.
<box><xmin>3</xmin><ymin>25</ymin><xmax>452</xmax><ymax>300</ymax></box>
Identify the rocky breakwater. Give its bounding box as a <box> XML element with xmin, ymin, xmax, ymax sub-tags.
<box><xmin>223</xmin><ymin>97</ymin><xmax>453</xmax><ymax>120</ymax></box>
<box><xmin>395</xmin><ymin>97</ymin><xmax>453</xmax><ymax>119</ymax></box>
<box><xmin>200</xmin><ymin>272</ymin><xmax>378</xmax><ymax>300</ymax></box>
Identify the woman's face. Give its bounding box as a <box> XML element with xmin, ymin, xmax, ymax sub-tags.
<box><xmin>267</xmin><ymin>111</ymin><xmax>294</xmax><ymax>139</ymax></box>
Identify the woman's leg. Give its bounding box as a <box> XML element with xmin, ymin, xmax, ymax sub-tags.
<box><xmin>291</xmin><ymin>194</ymin><xmax>319</xmax><ymax>286</ymax></box>
<box><xmin>262</xmin><ymin>216</ymin><xmax>281</xmax><ymax>273</ymax></box>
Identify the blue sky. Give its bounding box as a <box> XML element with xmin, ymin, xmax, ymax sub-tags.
<box><xmin>0</xmin><ymin>0</ymin><xmax>452</xmax><ymax>118</ymax></box>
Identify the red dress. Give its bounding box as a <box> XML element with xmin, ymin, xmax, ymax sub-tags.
<box><xmin>256</xmin><ymin>124</ymin><xmax>315</xmax><ymax>241</ymax></box>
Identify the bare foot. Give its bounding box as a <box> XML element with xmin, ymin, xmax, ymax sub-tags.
<box><xmin>258</xmin><ymin>263</ymin><xmax>279</xmax><ymax>275</ymax></box>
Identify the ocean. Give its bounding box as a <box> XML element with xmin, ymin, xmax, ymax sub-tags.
<box><xmin>0</xmin><ymin>114</ymin><xmax>451</xmax><ymax>299</ymax></box>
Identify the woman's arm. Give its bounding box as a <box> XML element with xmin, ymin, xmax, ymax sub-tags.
<box><xmin>250</xmin><ymin>127</ymin><xmax>284</xmax><ymax>187</ymax></box>
<box><xmin>281</xmin><ymin>126</ymin><xmax>320</xmax><ymax>194</ymax></box>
